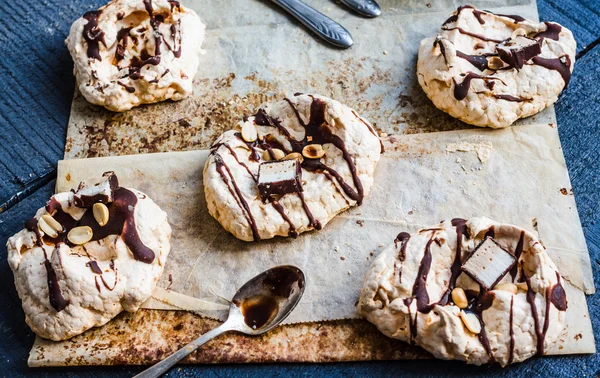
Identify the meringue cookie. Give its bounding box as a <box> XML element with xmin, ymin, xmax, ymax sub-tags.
<box><xmin>66</xmin><ymin>0</ymin><xmax>205</xmax><ymax>112</ymax></box>
<box><xmin>417</xmin><ymin>6</ymin><xmax>576</xmax><ymax>128</ymax></box>
<box><xmin>7</xmin><ymin>173</ymin><xmax>171</xmax><ymax>341</ymax></box>
<box><xmin>358</xmin><ymin>217</ymin><xmax>567</xmax><ymax>366</ymax></box>
<box><xmin>203</xmin><ymin>94</ymin><xmax>383</xmax><ymax>241</ymax></box>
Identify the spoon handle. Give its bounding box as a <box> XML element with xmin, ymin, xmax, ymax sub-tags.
<box><xmin>133</xmin><ymin>323</ymin><xmax>231</xmax><ymax>378</ymax></box>
<box><xmin>272</xmin><ymin>0</ymin><xmax>354</xmax><ymax>48</ymax></box>
<box><xmin>339</xmin><ymin>0</ymin><xmax>381</xmax><ymax>17</ymax></box>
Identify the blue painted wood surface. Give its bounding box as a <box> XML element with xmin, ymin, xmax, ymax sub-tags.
<box><xmin>0</xmin><ymin>0</ymin><xmax>598</xmax><ymax>376</ymax></box>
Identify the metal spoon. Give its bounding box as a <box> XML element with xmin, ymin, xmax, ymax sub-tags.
<box><xmin>339</xmin><ymin>0</ymin><xmax>381</xmax><ymax>18</ymax></box>
<box><xmin>272</xmin><ymin>0</ymin><xmax>354</xmax><ymax>48</ymax></box>
<box><xmin>134</xmin><ymin>265</ymin><xmax>305</xmax><ymax>378</ymax></box>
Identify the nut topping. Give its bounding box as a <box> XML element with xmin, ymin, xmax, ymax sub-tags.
<box><xmin>262</xmin><ymin>148</ymin><xmax>285</xmax><ymax>161</ymax></box>
<box><xmin>459</xmin><ymin>310</ymin><xmax>481</xmax><ymax>334</ymax></box>
<box><xmin>493</xmin><ymin>282</ymin><xmax>518</xmax><ymax>294</ymax></box>
<box><xmin>302</xmin><ymin>144</ymin><xmax>325</xmax><ymax>159</ymax></box>
<box><xmin>67</xmin><ymin>226</ymin><xmax>93</xmax><ymax>245</ymax></box>
<box><xmin>451</xmin><ymin>287</ymin><xmax>468</xmax><ymax>309</ymax></box>
<box><xmin>93</xmin><ymin>203</ymin><xmax>110</xmax><ymax>227</ymax></box>
<box><xmin>284</xmin><ymin>152</ymin><xmax>304</xmax><ymax>163</ymax></box>
<box><xmin>487</xmin><ymin>56</ymin><xmax>505</xmax><ymax>70</ymax></box>
<box><xmin>516</xmin><ymin>282</ymin><xmax>528</xmax><ymax>291</ymax></box>
<box><xmin>241</xmin><ymin>122</ymin><xmax>258</xmax><ymax>142</ymax></box>
<box><xmin>511</xmin><ymin>28</ymin><xmax>527</xmax><ymax>39</ymax></box>
<box><xmin>38</xmin><ymin>215</ymin><xmax>63</xmax><ymax>238</ymax></box>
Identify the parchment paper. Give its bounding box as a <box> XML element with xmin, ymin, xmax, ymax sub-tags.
<box><xmin>50</xmin><ymin>123</ymin><xmax>595</xmax><ymax>355</ymax></box>
<box><xmin>35</xmin><ymin>0</ymin><xmax>595</xmax><ymax>367</ymax></box>
<box><xmin>64</xmin><ymin>0</ymin><xmax>552</xmax><ymax>159</ymax></box>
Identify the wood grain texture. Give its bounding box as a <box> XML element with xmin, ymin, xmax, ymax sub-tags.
<box><xmin>0</xmin><ymin>0</ymin><xmax>598</xmax><ymax>376</ymax></box>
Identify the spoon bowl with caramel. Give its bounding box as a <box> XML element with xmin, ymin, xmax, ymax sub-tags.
<box><xmin>135</xmin><ymin>265</ymin><xmax>305</xmax><ymax>378</ymax></box>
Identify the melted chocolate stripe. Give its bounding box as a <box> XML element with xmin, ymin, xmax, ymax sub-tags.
<box><xmin>494</xmin><ymin>94</ymin><xmax>525</xmax><ymax>102</ymax></box>
<box><xmin>531</xmin><ymin>55</ymin><xmax>572</xmax><ymax>86</ymax></box>
<box><xmin>272</xmin><ymin>201</ymin><xmax>297</xmax><ymax>238</ymax></box>
<box><xmin>213</xmin><ymin>153</ymin><xmax>260</xmax><ymax>241</ymax></box>
<box><xmin>300</xmin><ymin>97</ymin><xmax>365</xmax><ymax>205</ymax></box>
<box><xmin>44</xmin><ymin>248</ymin><xmax>70</xmax><ymax>312</ymax></box>
<box><xmin>526</xmin><ymin>277</ymin><xmax>544</xmax><ymax>355</ymax></box>
<box><xmin>534</xmin><ymin>22</ymin><xmax>562</xmax><ymax>41</ymax></box>
<box><xmin>508</xmin><ymin>295</ymin><xmax>515</xmax><ymax>364</ymax></box>
<box><xmin>323</xmin><ymin>171</ymin><xmax>350</xmax><ymax>206</ymax></box>
<box><xmin>351</xmin><ymin>110</ymin><xmax>384</xmax><ymax>154</ymax></box>
<box><xmin>454</xmin><ymin>73</ymin><xmax>503</xmax><ymax>101</ymax></box>
<box><xmin>510</xmin><ymin>231</ymin><xmax>525</xmax><ymax>281</ymax></box>
<box><xmin>456</xmin><ymin>51</ymin><xmax>490</xmax><ymax>71</ymax></box>
<box><xmin>37</xmin><ymin>188</ymin><xmax>156</xmax><ymax>263</ymax></box>
<box><xmin>550</xmin><ymin>271</ymin><xmax>567</xmax><ymax>311</ymax></box>
<box><xmin>219</xmin><ymin>142</ymin><xmax>258</xmax><ymax>182</ymax></box>
<box><xmin>25</xmin><ymin>218</ymin><xmax>42</xmax><ymax>247</ymax></box>
<box><xmin>442</xmin><ymin>218</ymin><xmax>469</xmax><ymax>305</ymax></box>
<box><xmin>411</xmin><ymin>233</ymin><xmax>436</xmax><ymax>313</ymax></box>
<box><xmin>297</xmin><ymin>191</ymin><xmax>321</xmax><ymax>230</ymax></box>
<box><xmin>82</xmin><ymin>11</ymin><xmax>105</xmax><ymax>61</ymax></box>
<box><xmin>394</xmin><ymin>232</ymin><xmax>410</xmax><ymax>283</ymax></box>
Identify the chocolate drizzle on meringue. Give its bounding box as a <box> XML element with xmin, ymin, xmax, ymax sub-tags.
<box><xmin>440</xmin><ymin>6</ymin><xmax>572</xmax><ymax>100</ymax></box>
<box><xmin>510</xmin><ymin>231</ymin><xmax>525</xmax><ymax>281</ymax></box>
<box><xmin>394</xmin><ymin>232</ymin><xmax>410</xmax><ymax>283</ymax></box>
<box><xmin>508</xmin><ymin>295</ymin><xmax>515</xmax><ymax>364</ymax></box>
<box><xmin>213</xmin><ymin>153</ymin><xmax>260</xmax><ymax>241</ymax></box>
<box><xmin>44</xmin><ymin>247</ymin><xmax>70</xmax><ymax>312</ymax></box>
<box><xmin>533</xmin><ymin>22</ymin><xmax>562</xmax><ymax>41</ymax></box>
<box><xmin>82</xmin><ymin>11</ymin><xmax>106</xmax><ymax>61</ymax></box>
<box><xmin>27</xmin><ymin>181</ymin><xmax>156</xmax><ymax>264</ymax></box>
<box><xmin>454</xmin><ymin>73</ymin><xmax>503</xmax><ymax>101</ymax></box>
<box><xmin>456</xmin><ymin>51</ymin><xmax>492</xmax><ymax>71</ymax></box>
<box><xmin>87</xmin><ymin>260</ymin><xmax>118</xmax><ymax>292</ymax></box>
<box><xmin>209</xmin><ymin>95</ymin><xmax>379</xmax><ymax>239</ymax></box>
<box><xmin>392</xmin><ymin>220</ymin><xmax>568</xmax><ymax>364</ymax></box>
<box><xmin>531</xmin><ymin>55</ymin><xmax>572</xmax><ymax>86</ymax></box>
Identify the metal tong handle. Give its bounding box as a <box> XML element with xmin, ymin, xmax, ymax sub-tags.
<box><xmin>272</xmin><ymin>0</ymin><xmax>354</xmax><ymax>48</ymax></box>
<box><xmin>133</xmin><ymin>322</ymin><xmax>232</xmax><ymax>378</ymax></box>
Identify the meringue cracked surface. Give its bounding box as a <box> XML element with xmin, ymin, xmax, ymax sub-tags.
<box><xmin>66</xmin><ymin>0</ymin><xmax>205</xmax><ymax>112</ymax></box>
<box><xmin>203</xmin><ymin>94</ymin><xmax>383</xmax><ymax>242</ymax></box>
<box><xmin>417</xmin><ymin>6</ymin><xmax>576</xmax><ymax>128</ymax></box>
<box><xmin>358</xmin><ymin>217</ymin><xmax>567</xmax><ymax>366</ymax></box>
